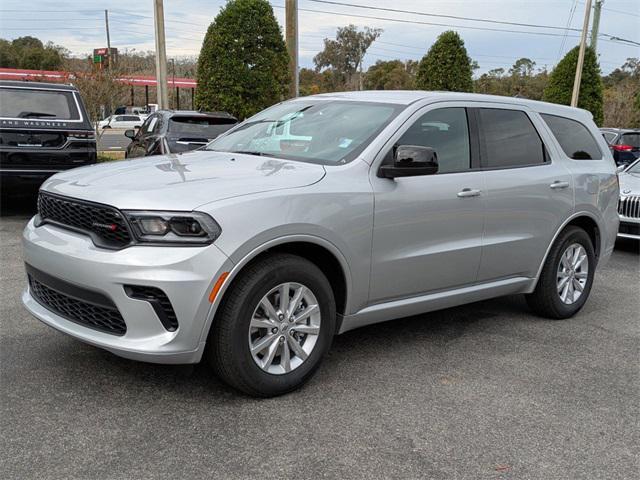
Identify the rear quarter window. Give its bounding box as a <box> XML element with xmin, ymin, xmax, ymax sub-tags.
<box><xmin>541</xmin><ymin>114</ymin><xmax>602</xmax><ymax>160</ymax></box>
<box><xmin>0</xmin><ymin>87</ymin><xmax>80</xmax><ymax>120</ymax></box>
<box><xmin>619</xmin><ymin>133</ymin><xmax>640</xmax><ymax>148</ymax></box>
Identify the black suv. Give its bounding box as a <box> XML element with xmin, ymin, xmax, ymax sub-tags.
<box><xmin>0</xmin><ymin>81</ymin><xmax>96</xmax><ymax>189</ymax></box>
<box><xmin>125</xmin><ymin>110</ymin><xmax>237</xmax><ymax>158</ymax></box>
<box><xmin>600</xmin><ymin>128</ymin><xmax>640</xmax><ymax>166</ymax></box>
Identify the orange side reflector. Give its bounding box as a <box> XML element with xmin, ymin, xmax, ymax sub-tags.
<box><xmin>209</xmin><ymin>272</ymin><xmax>229</xmax><ymax>303</ymax></box>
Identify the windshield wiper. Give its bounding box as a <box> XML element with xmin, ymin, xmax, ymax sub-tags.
<box><xmin>18</xmin><ymin>111</ymin><xmax>57</xmax><ymax>118</ymax></box>
<box><xmin>231</xmin><ymin>150</ymin><xmax>271</xmax><ymax>157</ymax></box>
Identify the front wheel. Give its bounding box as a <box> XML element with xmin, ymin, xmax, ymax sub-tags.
<box><xmin>206</xmin><ymin>253</ymin><xmax>336</xmax><ymax>397</ymax></box>
<box><xmin>526</xmin><ymin>226</ymin><xmax>596</xmax><ymax>319</ymax></box>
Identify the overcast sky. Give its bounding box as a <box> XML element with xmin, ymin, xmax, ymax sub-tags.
<box><xmin>0</xmin><ymin>0</ymin><xmax>638</xmax><ymax>75</ymax></box>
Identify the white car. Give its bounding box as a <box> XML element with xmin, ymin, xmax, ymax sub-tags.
<box><xmin>98</xmin><ymin>114</ymin><xmax>146</xmax><ymax>129</ymax></box>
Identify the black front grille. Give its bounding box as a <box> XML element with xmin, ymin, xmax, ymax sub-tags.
<box><xmin>28</xmin><ymin>269</ymin><xmax>126</xmax><ymax>336</ymax></box>
<box><xmin>619</xmin><ymin>195</ymin><xmax>640</xmax><ymax>219</ymax></box>
<box><xmin>37</xmin><ymin>191</ymin><xmax>132</xmax><ymax>249</ymax></box>
<box><xmin>124</xmin><ymin>285</ymin><xmax>179</xmax><ymax>331</ymax></box>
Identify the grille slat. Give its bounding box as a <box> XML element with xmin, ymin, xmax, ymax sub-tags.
<box><xmin>618</xmin><ymin>195</ymin><xmax>640</xmax><ymax>218</ymax></box>
<box><xmin>38</xmin><ymin>192</ymin><xmax>132</xmax><ymax>248</ymax></box>
<box><xmin>28</xmin><ymin>275</ymin><xmax>126</xmax><ymax>335</ymax></box>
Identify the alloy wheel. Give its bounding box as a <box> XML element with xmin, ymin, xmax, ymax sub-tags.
<box><xmin>248</xmin><ymin>282</ymin><xmax>321</xmax><ymax>375</ymax></box>
<box><xmin>556</xmin><ymin>243</ymin><xmax>589</xmax><ymax>305</ymax></box>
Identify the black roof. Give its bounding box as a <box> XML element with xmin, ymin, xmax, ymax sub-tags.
<box><xmin>0</xmin><ymin>80</ymin><xmax>78</xmax><ymax>91</ymax></box>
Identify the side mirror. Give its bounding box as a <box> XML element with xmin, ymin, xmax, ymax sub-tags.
<box><xmin>378</xmin><ymin>145</ymin><xmax>439</xmax><ymax>179</ymax></box>
<box><xmin>124</xmin><ymin>129</ymin><xmax>136</xmax><ymax>139</ymax></box>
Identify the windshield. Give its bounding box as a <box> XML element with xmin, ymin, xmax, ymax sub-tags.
<box><xmin>0</xmin><ymin>88</ymin><xmax>80</xmax><ymax>120</ymax></box>
<box><xmin>627</xmin><ymin>160</ymin><xmax>640</xmax><ymax>174</ymax></box>
<box><xmin>169</xmin><ymin>116</ymin><xmax>237</xmax><ymax>138</ymax></box>
<box><xmin>205</xmin><ymin>100</ymin><xmax>403</xmax><ymax>164</ymax></box>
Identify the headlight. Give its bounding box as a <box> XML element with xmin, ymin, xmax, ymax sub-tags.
<box><xmin>123</xmin><ymin>211</ymin><xmax>221</xmax><ymax>245</ymax></box>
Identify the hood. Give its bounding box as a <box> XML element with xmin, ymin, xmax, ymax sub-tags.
<box><xmin>41</xmin><ymin>150</ymin><xmax>326</xmax><ymax>210</ymax></box>
<box><xmin>619</xmin><ymin>171</ymin><xmax>640</xmax><ymax>196</ymax></box>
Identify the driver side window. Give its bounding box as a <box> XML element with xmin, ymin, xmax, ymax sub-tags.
<box><xmin>396</xmin><ymin>107</ymin><xmax>471</xmax><ymax>174</ymax></box>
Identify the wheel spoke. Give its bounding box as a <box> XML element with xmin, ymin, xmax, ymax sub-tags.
<box><xmin>287</xmin><ymin>335</ymin><xmax>308</xmax><ymax>360</ymax></box>
<box><xmin>575</xmin><ymin>271</ymin><xmax>588</xmax><ymax>279</ymax></box>
<box><xmin>293</xmin><ymin>324</ymin><xmax>320</xmax><ymax>335</ymax></box>
<box><xmin>572</xmin><ymin>246</ymin><xmax>581</xmax><ymax>266</ymax></box>
<box><xmin>251</xmin><ymin>334</ymin><xmax>277</xmax><ymax>355</ymax></box>
<box><xmin>557</xmin><ymin>275</ymin><xmax>570</xmax><ymax>291</ymax></box>
<box><xmin>260</xmin><ymin>298</ymin><xmax>279</xmax><ymax>322</ymax></box>
<box><xmin>287</xmin><ymin>286</ymin><xmax>306</xmax><ymax>317</ymax></box>
<box><xmin>279</xmin><ymin>283</ymin><xmax>290</xmax><ymax>316</ymax></box>
<box><xmin>293</xmin><ymin>304</ymin><xmax>319</xmax><ymax>324</ymax></box>
<box><xmin>574</xmin><ymin>254</ymin><xmax>587</xmax><ymax>269</ymax></box>
<box><xmin>250</xmin><ymin>317</ymin><xmax>275</xmax><ymax>329</ymax></box>
<box><xmin>261</xmin><ymin>336</ymin><xmax>280</xmax><ymax>369</ymax></box>
<box><xmin>281</xmin><ymin>339</ymin><xmax>291</xmax><ymax>372</ymax></box>
<box><xmin>573</xmin><ymin>279</ymin><xmax>584</xmax><ymax>292</ymax></box>
<box><xmin>567</xmin><ymin>281</ymin><xmax>575</xmax><ymax>303</ymax></box>
<box><xmin>560</xmin><ymin>281</ymin><xmax>571</xmax><ymax>302</ymax></box>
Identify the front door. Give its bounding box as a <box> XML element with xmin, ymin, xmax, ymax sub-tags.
<box><xmin>369</xmin><ymin>105</ymin><xmax>485</xmax><ymax>303</ymax></box>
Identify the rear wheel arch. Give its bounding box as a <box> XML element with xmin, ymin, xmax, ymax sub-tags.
<box><xmin>534</xmin><ymin>212</ymin><xmax>601</xmax><ymax>285</ymax></box>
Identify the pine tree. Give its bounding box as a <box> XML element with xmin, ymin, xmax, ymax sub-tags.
<box><xmin>195</xmin><ymin>0</ymin><xmax>290</xmax><ymax>119</ymax></box>
<box><xmin>543</xmin><ymin>46</ymin><xmax>604</xmax><ymax>126</ymax></box>
<box><xmin>415</xmin><ymin>31</ymin><xmax>473</xmax><ymax>92</ymax></box>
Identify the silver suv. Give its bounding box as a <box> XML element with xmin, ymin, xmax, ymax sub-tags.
<box><xmin>22</xmin><ymin>91</ymin><xmax>619</xmax><ymax>396</ymax></box>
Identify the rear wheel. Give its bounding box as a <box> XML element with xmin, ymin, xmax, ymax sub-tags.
<box><xmin>207</xmin><ymin>253</ymin><xmax>336</xmax><ymax>397</ymax></box>
<box><xmin>526</xmin><ymin>226</ymin><xmax>596</xmax><ymax>319</ymax></box>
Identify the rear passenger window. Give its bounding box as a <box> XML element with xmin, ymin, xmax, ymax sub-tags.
<box><xmin>396</xmin><ymin>107</ymin><xmax>470</xmax><ymax>174</ymax></box>
<box><xmin>541</xmin><ymin>114</ymin><xmax>602</xmax><ymax>160</ymax></box>
<box><xmin>479</xmin><ymin>108</ymin><xmax>546</xmax><ymax>168</ymax></box>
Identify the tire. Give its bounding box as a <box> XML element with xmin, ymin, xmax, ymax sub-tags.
<box><xmin>526</xmin><ymin>226</ymin><xmax>596</xmax><ymax>319</ymax></box>
<box><xmin>206</xmin><ymin>253</ymin><xmax>336</xmax><ymax>397</ymax></box>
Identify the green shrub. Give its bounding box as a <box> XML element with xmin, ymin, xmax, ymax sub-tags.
<box><xmin>415</xmin><ymin>31</ymin><xmax>473</xmax><ymax>92</ymax></box>
<box><xmin>543</xmin><ymin>46</ymin><xmax>604</xmax><ymax>126</ymax></box>
<box><xmin>195</xmin><ymin>0</ymin><xmax>290</xmax><ymax>119</ymax></box>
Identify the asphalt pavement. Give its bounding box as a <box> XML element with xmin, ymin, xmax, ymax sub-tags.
<box><xmin>1</xmin><ymin>192</ymin><xmax>638</xmax><ymax>479</ymax></box>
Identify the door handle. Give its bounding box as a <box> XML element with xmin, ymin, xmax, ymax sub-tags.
<box><xmin>550</xmin><ymin>181</ymin><xmax>569</xmax><ymax>189</ymax></box>
<box><xmin>457</xmin><ymin>188</ymin><xmax>481</xmax><ymax>198</ymax></box>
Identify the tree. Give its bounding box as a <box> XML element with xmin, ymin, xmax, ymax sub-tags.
<box><xmin>195</xmin><ymin>0</ymin><xmax>289</xmax><ymax>119</ymax></box>
<box><xmin>415</xmin><ymin>31</ymin><xmax>473</xmax><ymax>92</ymax></box>
<box><xmin>364</xmin><ymin>60</ymin><xmax>417</xmax><ymax>90</ymax></box>
<box><xmin>543</xmin><ymin>46</ymin><xmax>604</xmax><ymax>126</ymax></box>
<box><xmin>314</xmin><ymin>25</ymin><xmax>382</xmax><ymax>90</ymax></box>
<box><xmin>602</xmin><ymin>57</ymin><xmax>640</xmax><ymax>127</ymax></box>
<box><xmin>0</xmin><ymin>36</ymin><xmax>65</xmax><ymax>70</ymax></box>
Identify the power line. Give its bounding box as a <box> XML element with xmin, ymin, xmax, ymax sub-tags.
<box><xmin>304</xmin><ymin>0</ymin><xmax>640</xmax><ymax>46</ymax></box>
<box><xmin>308</xmin><ymin>0</ymin><xmax>586</xmax><ymax>32</ymax></box>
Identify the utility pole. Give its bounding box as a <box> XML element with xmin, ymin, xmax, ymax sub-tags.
<box><xmin>104</xmin><ymin>10</ymin><xmax>111</xmax><ymax>69</ymax></box>
<box><xmin>285</xmin><ymin>0</ymin><xmax>299</xmax><ymax>98</ymax></box>
<box><xmin>590</xmin><ymin>0</ymin><xmax>603</xmax><ymax>51</ymax></box>
<box><xmin>153</xmin><ymin>0</ymin><xmax>169</xmax><ymax>109</ymax></box>
<box><xmin>571</xmin><ymin>0</ymin><xmax>592</xmax><ymax>107</ymax></box>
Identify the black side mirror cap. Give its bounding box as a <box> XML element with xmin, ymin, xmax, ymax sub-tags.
<box><xmin>378</xmin><ymin>145</ymin><xmax>439</xmax><ymax>178</ymax></box>
<box><xmin>124</xmin><ymin>129</ymin><xmax>136</xmax><ymax>139</ymax></box>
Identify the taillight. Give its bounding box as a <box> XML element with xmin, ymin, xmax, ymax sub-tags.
<box><xmin>612</xmin><ymin>144</ymin><xmax>633</xmax><ymax>152</ymax></box>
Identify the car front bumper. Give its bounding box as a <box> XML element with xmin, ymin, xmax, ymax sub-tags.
<box><xmin>617</xmin><ymin>217</ymin><xmax>640</xmax><ymax>240</ymax></box>
<box><xmin>22</xmin><ymin>217</ymin><xmax>233</xmax><ymax>364</ymax></box>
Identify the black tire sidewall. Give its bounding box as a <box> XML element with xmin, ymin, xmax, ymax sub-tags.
<box><xmin>221</xmin><ymin>256</ymin><xmax>335</xmax><ymax>395</ymax></box>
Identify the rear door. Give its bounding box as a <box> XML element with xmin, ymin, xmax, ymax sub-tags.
<box><xmin>475</xmin><ymin>105</ymin><xmax>573</xmax><ymax>281</ymax></box>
